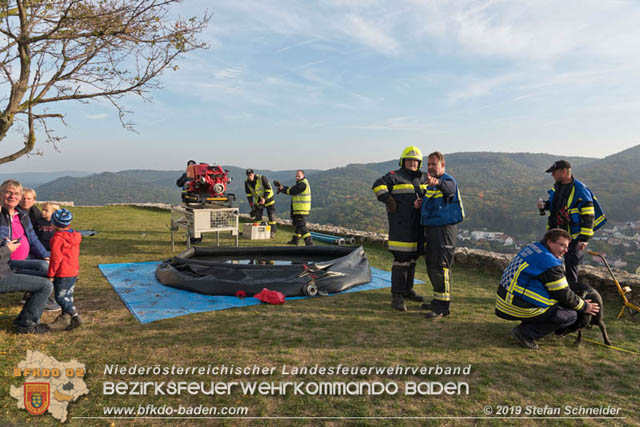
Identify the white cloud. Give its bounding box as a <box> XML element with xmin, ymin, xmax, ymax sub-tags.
<box><xmin>340</xmin><ymin>14</ymin><xmax>400</xmax><ymax>55</ymax></box>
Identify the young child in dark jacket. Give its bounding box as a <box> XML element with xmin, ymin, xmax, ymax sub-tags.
<box><xmin>48</xmin><ymin>209</ymin><xmax>83</xmax><ymax>330</ymax></box>
<box><xmin>34</xmin><ymin>202</ymin><xmax>59</xmax><ymax>251</ymax></box>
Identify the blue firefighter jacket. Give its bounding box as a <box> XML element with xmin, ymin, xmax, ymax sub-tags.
<box><xmin>420</xmin><ymin>173</ymin><xmax>464</xmax><ymax>227</ymax></box>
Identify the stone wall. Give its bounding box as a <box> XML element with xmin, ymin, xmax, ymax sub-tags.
<box><xmin>40</xmin><ymin>201</ymin><xmax>75</xmax><ymax>207</ymax></box>
<box><xmin>102</xmin><ymin>203</ymin><xmax>640</xmax><ymax>304</ymax></box>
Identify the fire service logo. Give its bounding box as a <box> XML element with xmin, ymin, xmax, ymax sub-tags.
<box><xmin>24</xmin><ymin>383</ymin><xmax>50</xmax><ymax>416</ymax></box>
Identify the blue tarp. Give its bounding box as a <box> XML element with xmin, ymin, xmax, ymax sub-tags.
<box><xmin>98</xmin><ymin>261</ymin><xmax>417</xmax><ymax>324</ymax></box>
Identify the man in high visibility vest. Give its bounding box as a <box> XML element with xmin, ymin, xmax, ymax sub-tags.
<box><xmin>420</xmin><ymin>151</ymin><xmax>464</xmax><ymax>319</ymax></box>
<box><xmin>496</xmin><ymin>228</ymin><xmax>600</xmax><ymax>350</ymax></box>
<box><xmin>276</xmin><ymin>170</ymin><xmax>313</xmax><ymax>246</ymax></box>
<box><xmin>372</xmin><ymin>146</ymin><xmax>429</xmax><ymax>311</ymax></box>
<box><xmin>245</xmin><ymin>169</ymin><xmax>277</xmax><ymax>237</ymax></box>
<box><xmin>537</xmin><ymin>160</ymin><xmax>606</xmax><ymax>285</ymax></box>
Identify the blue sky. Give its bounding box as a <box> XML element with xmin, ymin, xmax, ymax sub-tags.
<box><xmin>4</xmin><ymin>0</ymin><xmax>640</xmax><ymax>173</ymax></box>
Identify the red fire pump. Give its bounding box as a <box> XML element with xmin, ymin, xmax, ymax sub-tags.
<box><xmin>182</xmin><ymin>163</ymin><xmax>235</xmax><ymax>208</ymax></box>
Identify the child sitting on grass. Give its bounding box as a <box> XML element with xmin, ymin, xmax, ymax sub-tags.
<box><xmin>34</xmin><ymin>202</ymin><xmax>60</xmax><ymax>251</ymax></box>
<box><xmin>48</xmin><ymin>209</ymin><xmax>83</xmax><ymax>330</ymax></box>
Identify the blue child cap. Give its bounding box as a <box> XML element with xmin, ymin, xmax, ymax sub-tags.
<box><xmin>51</xmin><ymin>208</ymin><xmax>73</xmax><ymax>228</ymax></box>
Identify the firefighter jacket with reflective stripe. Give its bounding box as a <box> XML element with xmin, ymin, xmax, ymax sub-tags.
<box><xmin>420</xmin><ymin>173</ymin><xmax>464</xmax><ymax>227</ymax></box>
<box><xmin>284</xmin><ymin>178</ymin><xmax>311</xmax><ymax>216</ymax></box>
<box><xmin>546</xmin><ymin>177</ymin><xmax>606</xmax><ymax>241</ymax></box>
<box><xmin>245</xmin><ymin>175</ymin><xmax>275</xmax><ymax>207</ymax></box>
<box><xmin>372</xmin><ymin>168</ymin><xmax>428</xmax><ymax>253</ymax></box>
<box><xmin>495</xmin><ymin>241</ymin><xmax>587</xmax><ymax>319</ymax></box>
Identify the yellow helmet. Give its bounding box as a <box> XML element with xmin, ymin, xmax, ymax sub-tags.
<box><xmin>399</xmin><ymin>146</ymin><xmax>423</xmax><ymax>168</ymax></box>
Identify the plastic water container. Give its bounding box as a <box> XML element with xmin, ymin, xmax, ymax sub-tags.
<box><xmin>243</xmin><ymin>223</ymin><xmax>271</xmax><ymax>240</ymax></box>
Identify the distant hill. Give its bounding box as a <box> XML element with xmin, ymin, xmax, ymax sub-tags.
<box><xmin>0</xmin><ymin>171</ymin><xmax>90</xmax><ymax>188</ymax></box>
<box><xmin>36</xmin><ymin>172</ymin><xmax>181</xmax><ymax>205</ymax></box>
<box><xmin>32</xmin><ymin>147</ymin><xmax>640</xmax><ymax>240</ymax></box>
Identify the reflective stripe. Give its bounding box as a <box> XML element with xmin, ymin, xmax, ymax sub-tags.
<box><xmin>580</xmin><ymin>206</ymin><xmax>595</xmax><ymax>215</ymax></box>
<box><xmin>507</xmin><ymin>262</ymin><xmax>529</xmax><ymax>292</ymax></box>
<box><xmin>392</xmin><ymin>261</ymin><xmax>412</xmax><ymax>267</ymax></box>
<box><xmin>496</xmin><ymin>295</ymin><xmax>549</xmax><ymax>318</ymax></box>
<box><xmin>391</xmin><ymin>184</ymin><xmax>415</xmax><ymax>194</ymax></box>
<box><xmin>388</xmin><ymin>240</ymin><xmax>418</xmax><ymax>252</ymax></box>
<box><xmin>512</xmin><ymin>283</ymin><xmax>558</xmax><ymax>306</ymax></box>
<box><xmin>545</xmin><ymin>277</ymin><xmax>568</xmax><ymax>291</ymax></box>
<box><xmin>566</xmin><ymin>186</ymin><xmax>576</xmax><ymax>211</ymax></box>
<box><xmin>594</xmin><ymin>215</ymin><xmax>606</xmax><ymax>227</ymax></box>
<box><xmin>392</xmin><ymin>184</ymin><xmax>414</xmax><ymax>191</ymax></box>
<box><xmin>568</xmin><ymin>208</ymin><xmax>579</xmax><ymax>214</ymax></box>
<box><xmin>574</xmin><ymin>299</ymin><xmax>585</xmax><ymax>311</ymax></box>
<box><xmin>373</xmin><ymin>185</ymin><xmax>388</xmax><ymax>197</ymax></box>
<box><xmin>579</xmin><ymin>228</ymin><xmax>594</xmax><ymax>236</ymax></box>
<box><xmin>433</xmin><ymin>291</ymin><xmax>450</xmax><ymax>301</ymax></box>
<box><xmin>425</xmin><ymin>189</ymin><xmax>443</xmax><ymax>198</ymax></box>
<box><xmin>301</xmin><ymin>232</ymin><xmax>311</xmax><ymax>239</ymax></box>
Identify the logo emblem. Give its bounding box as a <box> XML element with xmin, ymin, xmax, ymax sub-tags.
<box><xmin>24</xmin><ymin>383</ymin><xmax>50</xmax><ymax>415</ymax></box>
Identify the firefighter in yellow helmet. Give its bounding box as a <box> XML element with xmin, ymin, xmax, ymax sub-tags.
<box><xmin>372</xmin><ymin>146</ymin><xmax>428</xmax><ymax>311</ymax></box>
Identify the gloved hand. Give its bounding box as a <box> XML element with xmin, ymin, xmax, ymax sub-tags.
<box><xmin>384</xmin><ymin>196</ymin><xmax>397</xmax><ymax>213</ymax></box>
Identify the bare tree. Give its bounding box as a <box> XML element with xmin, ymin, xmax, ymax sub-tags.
<box><xmin>0</xmin><ymin>0</ymin><xmax>210</xmax><ymax>164</ymax></box>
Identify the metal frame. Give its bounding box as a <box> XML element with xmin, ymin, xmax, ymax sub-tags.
<box><xmin>170</xmin><ymin>206</ymin><xmax>239</xmax><ymax>251</ymax></box>
<box><xmin>588</xmin><ymin>250</ymin><xmax>640</xmax><ymax>319</ymax></box>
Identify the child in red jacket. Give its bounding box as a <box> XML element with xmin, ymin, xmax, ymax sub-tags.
<box><xmin>48</xmin><ymin>209</ymin><xmax>83</xmax><ymax>330</ymax></box>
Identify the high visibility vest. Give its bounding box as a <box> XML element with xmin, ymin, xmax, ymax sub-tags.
<box><xmin>495</xmin><ymin>241</ymin><xmax>575</xmax><ymax>318</ymax></box>
<box><xmin>291</xmin><ymin>178</ymin><xmax>311</xmax><ymax>215</ymax></box>
<box><xmin>246</xmin><ymin>175</ymin><xmax>275</xmax><ymax>207</ymax></box>
<box><xmin>547</xmin><ymin>178</ymin><xmax>606</xmax><ymax>239</ymax></box>
<box><xmin>421</xmin><ymin>173</ymin><xmax>464</xmax><ymax>227</ymax></box>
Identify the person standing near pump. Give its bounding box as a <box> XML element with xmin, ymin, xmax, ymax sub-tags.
<box><xmin>244</xmin><ymin>169</ymin><xmax>277</xmax><ymax>238</ymax></box>
<box><xmin>276</xmin><ymin>170</ymin><xmax>313</xmax><ymax>246</ymax></box>
<box><xmin>176</xmin><ymin>160</ymin><xmax>196</xmax><ymax>202</ymax></box>
<box><xmin>372</xmin><ymin>146</ymin><xmax>428</xmax><ymax>311</ymax></box>
<box><xmin>537</xmin><ymin>160</ymin><xmax>606</xmax><ymax>285</ymax></box>
<box><xmin>420</xmin><ymin>152</ymin><xmax>464</xmax><ymax>320</ymax></box>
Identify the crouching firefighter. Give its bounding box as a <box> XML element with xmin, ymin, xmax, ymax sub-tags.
<box><xmin>245</xmin><ymin>169</ymin><xmax>277</xmax><ymax>237</ymax></box>
<box><xmin>372</xmin><ymin>146</ymin><xmax>428</xmax><ymax>311</ymax></box>
<box><xmin>276</xmin><ymin>170</ymin><xmax>313</xmax><ymax>246</ymax></box>
<box><xmin>495</xmin><ymin>229</ymin><xmax>600</xmax><ymax>350</ymax></box>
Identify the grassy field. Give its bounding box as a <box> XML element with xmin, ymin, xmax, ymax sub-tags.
<box><xmin>1</xmin><ymin>206</ymin><xmax>639</xmax><ymax>426</ymax></box>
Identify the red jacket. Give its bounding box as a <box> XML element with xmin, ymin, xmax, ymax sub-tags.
<box><xmin>48</xmin><ymin>230</ymin><xmax>82</xmax><ymax>278</ymax></box>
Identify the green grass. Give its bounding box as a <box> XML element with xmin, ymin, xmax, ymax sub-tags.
<box><xmin>1</xmin><ymin>206</ymin><xmax>639</xmax><ymax>426</ymax></box>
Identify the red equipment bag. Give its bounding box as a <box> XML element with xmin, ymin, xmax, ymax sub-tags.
<box><xmin>253</xmin><ymin>288</ymin><xmax>286</xmax><ymax>305</ymax></box>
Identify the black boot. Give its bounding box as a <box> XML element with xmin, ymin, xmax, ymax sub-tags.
<box><xmin>404</xmin><ymin>262</ymin><xmax>424</xmax><ymax>302</ymax></box>
<box><xmin>391</xmin><ymin>294</ymin><xmax>407</xmax><ymax>311</ymax></box>
<box><xmin>405</xmin><ymin>289</ymin><xmax>424</xmax><ymax>302</ymax></box>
